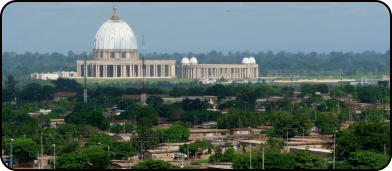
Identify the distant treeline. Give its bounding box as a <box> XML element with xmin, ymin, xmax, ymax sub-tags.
<box><xmin>2</xmin><ymin>50</ymin><xmax>390</xmax><ymax>78</ymax></box>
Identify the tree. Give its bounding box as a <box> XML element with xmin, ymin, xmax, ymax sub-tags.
<box><xmin>65</xmin><ymin>110</ymin><xmax>108</xmax><ymax>130</ymax></box>
<box><xmin>289</xmin><ymin>150</ymin><xmax>327</xmax><ymax>169</ymax></box>
<box><xmin>314</xmin><ymin>112</ymin><xmax>340</xmax><ymax>134</ymax></box>
<box><xmin>179</xmin><ymin>139</ymin><xmax>213</xmax><ymax>159</ymax></box>
<box><xmin>4</xmin><ymin>75</ymin><xmax>18</xmax><ymax>101</ymax></box>
<box><xmin>270</xmin><ymin>111</ymin><xmax>311</xmax><ymax>138</ymax></box>
<box><xmin>232</xmin><ymin>150</ymin><xmax>327</xmax><ymax>169</ymax></box>
<box><xmin>336</xmin><ymin>121</ymin><xmax>390</xmax><ymax>160</ymax></box>
<box><xmin>136</xmin><ymin>106</ymin><xmax>158</xmax><ymax>127</ymax></box>
<box><xmin>315</xmin><ymin>84</ymin><xmax>329</xmax><ymax>94</ymax></box>
<box><xmin>81</xmin><ymin>145</ymin><xmax>112</xmax><ymax>169</ymax></box>
<box><xmin>146</xmin><ymin>96</ymin><xmax>163</xmax><ymax>108</ymax></box>
<box><xmin>164</xmin><ymin>123</ymin><xmax>190</xmax><ymax>142</ymax></box>
<box><xmin>6</xmin><ymin>138</ymin><xmax>39</xmax><ymax>165</ymax></box>
<box><xmin>85</xmin><ymin>133</ymin><xmax>114</xmax><ymax>147</ymax></box>
<box><xmin>55</xmin><ymin>153</ymin><xmax>89</xmax><ymax>169</ymax></box>
<box><xmin>336</xmin><ymin>150</ymin><xmax>390</xmax><ymax>169</ymax></box>
<box><xmin>217</xmin><ymin>110</ymin><xmax>265</xmax><ymax>129</ymax></box>
<box><xmin>132</xmin><ymin>159</ymin><xmax>172</xmax><ymax>169</ymax></box>
<box><xmin>5</xmin><ymin>75</ymin><xmax>18</xmax><ymax>90</ymax></box>
<box><xmin>51</xmin><ymin>78</ymin><xmax>82</xmax><ymax>90</ymax></box>
<box><xmin>356</xmin><ymin>86</ymin><xmax>382</xmax><ymax>103</ymax></box>
<box><xmin>258</xmin><ymin>138</ymin><xmax>286</xmax><ymax>154</ymax></box>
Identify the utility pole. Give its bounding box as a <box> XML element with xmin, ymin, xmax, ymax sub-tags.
<box><xmin>187</xmin><ymin>145</ymin><xmax>190</xmax><ymax>166</ymax></box>
<box><xmin>40</xmin><ymin>132</ymin><xmax>43</xmax><ymax>169</ymax></box>
<box><xmin>140</xmin><ymin>35</ymin><xmax>147</xmax><ymax>106</ymax></box>
<box><xmin>10</xmin><ymin>139</ymin><xmax>13</xmax><ymax>169</ymax></box>
<box><xmin>108</xmin><ymin>146</ymin><xmax>110</xmax><ymax>158</ymax></box>
<box><xmin>333</xmin><ymin>130</ymin><xmax>336</xmax><ymax>169</ymax></box>
<box><xmin>286</xmin><ymin>128</ymin><xmax>289</xmax><ymax>153</ymax></box>
<box><xmin>53</xmin><ymin>144</ymin><xmax>56</xmax><ymax>169</ymax></box>
<box><xmin>384</xmin><ymin>144</ymin><xmax>386</xmax><ymax>155</ymax></box>
<box><xmin>83</xmin><ymin>52</ymin><xmax>88</xmax><ymax>104</ymax></box>
<box><xmin>262</xmin><ymin>145</ymin><xmax>264</xmax><ymax>169</ymax></box>
<box><xmin>37</xmin><ymin>152</ymin><xmax>40</xmax><ymax>169</ymax></box>
<box><xmin>249</xmin><ymin>141</ymin><xmax>252</xmax><ymax>169</ymax></box>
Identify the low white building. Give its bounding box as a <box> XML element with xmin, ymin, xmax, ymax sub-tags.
<box><xmin>30</xmin><ymin>71</ymin><xmax>78</xmax><ymax>80</ymax></box>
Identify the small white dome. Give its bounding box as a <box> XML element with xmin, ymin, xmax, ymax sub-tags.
<box><xmin>190</xmin><ymin>56</ymin><xmax>198</xmax><ymax>64</ymax></box>
<box><xmin>242</xmin><ymin>57</ymin><xmax>250</xmax><ymax>64</ymax></box>
<box><xmin>248</xmin><ymin>57</ymin><xmax>256</xmax><ymax>64</ymax></box>
<box><xmin>181</xmin><ymin>57</ymin><xmax>190</xmax><ymax>64</ymax></box>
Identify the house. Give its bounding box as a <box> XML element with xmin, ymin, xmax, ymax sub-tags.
<box><xmin>50</xmin><ymin>119</ymin><xmax>65</xmax><ymax>128</ymax></box>
<box><xmin>345</xmin><ymin>102</ymin><xmax>376</xmax><ymax>114</ymax></box>
<box><xmin>113</xmin><ymin>133</ymin><xmax>134</xmax><ymax>142</ymax></box>
<box><xmin>143</xmin><ymin>142</ymin><xmax>193</xmax><ymax>161</ymax></box>
<box><xmin>287</xmin><ymin>135</ymin><xmax>333</xmax><ymax>150</ymax></box>
<box><xmin>336</xmin><ymin>95</ymin><xmax>353</xmax><ymax>102</ymax></box>
<box><xmin>238</xmin><ymin>139</ymin><xmax>267</xmax><ymax>153</ymax></box>
<box><xmin>188</xmin><ymin>128</ymin><xmax>230</xmax><ymax>140</ymax></box>
<box><xmin>53</xmin><ymin>92</ymin><xmax>77</xmax><ymax>101</ymax></box>
<box><xmin>203</xmin><ymin>96</ymin><xmax>218</xmax><ymax>106</ymax></box>
<box><xmin>195</xmin><ymin>121</ymin><xmax>217</xmax><ymax>129</ymax></box>
<box><xmin>28</xmin><ymin>109</ymin><xmax>52</xmax><ymax>117</ymax></box>
<box><xmin>153</xmin><ymin>123</ymin><xmax>172</xmax><ymax>129</ymax></box>
<box><xmin>321</xmin><ymin>94</ymin><xmax>331</xmax><ymax>100</ymax></box>
<box><xmin>109</xmin><ymin>120</ymin><xmax>135</xmax><ymax>127</ymax></box>
<box><xmin>162</xmin><ymin>97</ymin><xmax>183</xmax><ymax>104</ymax></box>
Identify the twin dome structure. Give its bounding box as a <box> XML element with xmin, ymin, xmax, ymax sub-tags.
<box><xmin>181</xmin><ymin>56</ymin><xmax>198</xmax><ymax>64</ymax></box>
<box><xmin>242</xmin><ymin>57</ymin><xmax>256</xmax><ymax>64</ymax></box>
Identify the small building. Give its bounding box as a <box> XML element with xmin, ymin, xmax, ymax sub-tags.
<box><xmin>50</xmin><ymin>119</ymin><xmax>65</xmax><ymax>128</ymax></box>
<box><xmin>153</xmin><ymin>123</ymin><xmax>172</xmax><ymax>129</ymax></box>
<box><xmin>113</xmin><ymin>133</ymin><xmax>134</xmax><ymax>142</ymax></box>
<box><xmin>188</xmin><ymin>128</ymin><xmax>230</xmax><ymax>141</ymax></box>
<box><xmin>195</xmin><ymin>121</ymin><xmax>217</xmax><ymax>129</ymax></box>
<box><xmin>290</xmin><ymin>147</ymin><xmax>332</xmax><ymax>158</ymax></box>
<box><xmin>238</xmin><ymin>139</ymin><xmax>267</xmax><ymax>153</ymax></box>
<box><xmin>230</xmin><ymin>128</ymin><xmax>261</xmax><ymax>136</ymax></box>
<box><xmin>122</xmin><ymin>94</ymin><xmax>169</xmax><ymax>100</ymax></box>
<box><xmin>109</xmin><ymin>120</ymin><xmax>135</xmax><ymax>127</ymax></box>
<box><xmin>28</xmin><ymin>109</ymin><xmax>52</xmax><ymax>117</ymax></box>
<box><xmin>345</xmin><ymin>102</ymin><xmax>376</xmax><ymax>114</ymax></box>
<box><xmin>321</xmin><ymin>94</ymin><xmax>331</xmax><ymax>100</ymax></box>
<box><xmin>162</xmin><ymin>97</ymin><xmax>183</xmax><ymax>104</ymax></box>
<box><xmin>53</xmin><ymin>92</ymin><xmax>77</xmax><ymax>101</ymax></box>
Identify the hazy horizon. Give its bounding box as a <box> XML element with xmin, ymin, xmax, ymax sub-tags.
<box><xmin>2</xmin><ymin>2</ymin><xmax>390</xmax><ymax>54</ymax></box>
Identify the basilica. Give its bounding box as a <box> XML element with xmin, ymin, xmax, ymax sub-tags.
<box><xmin>76</xmin><ymin>6</ymin><xmax>258</xmax><ymax>80</ymax></box>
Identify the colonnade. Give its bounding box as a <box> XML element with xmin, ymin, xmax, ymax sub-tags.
<box><xmin>76</xmin><ymin>60</ymin><xmax>176</xmax><ymax>78</ymax></box>
<box><xmin>180</xmin><ymin>64</ymin><xmax>259</xmax><ymax>79</ymax></box>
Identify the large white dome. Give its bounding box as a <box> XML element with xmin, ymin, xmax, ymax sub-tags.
<box><xmin>94</xmin><ymin>19</ymin><xmax>137</xmax><ymax>50</ymax></box>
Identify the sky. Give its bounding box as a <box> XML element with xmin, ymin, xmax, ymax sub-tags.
<box><xmin>1</xmin><ymin>2</ymin><xmax>390</xmax><ymax>54</ymax></box>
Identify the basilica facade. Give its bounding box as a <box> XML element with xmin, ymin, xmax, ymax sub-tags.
<box><xmin>76</xmin><ymin>6</ymin><xmax>258</xmax><ymax>80</ymax></box>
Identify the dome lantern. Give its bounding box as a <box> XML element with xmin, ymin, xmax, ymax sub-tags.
<box><xmin>111</xmin><ymin>5</ymin><xmax>120</xmax><ymax>20</ymax></box>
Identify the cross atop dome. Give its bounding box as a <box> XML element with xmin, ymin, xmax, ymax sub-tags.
<box><xmin>111</xmin><ymin>5</ymin><xmax>120</xmax><ymax>20</ymax></box>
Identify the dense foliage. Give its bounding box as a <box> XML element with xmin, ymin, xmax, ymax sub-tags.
<box><xmin>3</xmin><ymin>50</ymin><xmax>390</xmax><ymax>78</ymax></box>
